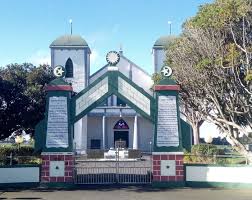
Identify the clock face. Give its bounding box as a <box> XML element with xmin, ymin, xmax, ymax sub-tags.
<box><xmin>106</xmin><ymin>51</ymin><xmax>120</xmax><ymax>66</ymax></box>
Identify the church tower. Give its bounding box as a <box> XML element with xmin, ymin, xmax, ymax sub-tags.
<box><xmin>50</xmin><ymin>34</ymin><xmax>91</xmax><ymax>92</ymax></box>
<box><xmin>50</xmin><ymin>34</ymin><xmax>91</xmax><ymax>154</ymax></box>
<box><xmin>152</xmin><ymin>35</ymin><xmax>176</xmax><ymax>73</ymax></box>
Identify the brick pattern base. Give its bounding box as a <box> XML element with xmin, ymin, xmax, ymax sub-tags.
<box><xmin>152</xmin><ymin>154</ymin><xmax>184</xmax><ymax>182</ymax></box>
<box><xmin>41</xmin><ymin>154</ymin><xmax>74</xmax><ymax>183</ymax></box>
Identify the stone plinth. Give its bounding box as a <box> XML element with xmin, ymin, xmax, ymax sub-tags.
<box><xmin>152</xmin><ymin>152</ymin><xmax>184</xmax><ymax>183</ymax></box>
<box><xmin>41</xmin><ymin>153</ymin><xmax>74</xmax><ymax>183</ymax></box>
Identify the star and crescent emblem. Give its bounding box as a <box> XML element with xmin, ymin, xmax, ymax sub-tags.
<box><xmin>161</xmin><ymin>66</ymin><xmax>173</xmax><ymax>77</ymax></box>
<box><xmin>53</xmin><ymin>65</ymin><xmax>65</xmax><ymax>78</ymax></box>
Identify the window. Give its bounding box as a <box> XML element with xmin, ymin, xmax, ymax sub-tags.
<box><xmin>91</xmin><ymin>139</ymin><xmax>101</xmax><ymax>149</ymax></box>
<box><xmin>65</xmin><ymin>58</ymin><xmax>73</xmax><ymax>78</ymax></box>
<box><xmin>114</xmin><ymin>119</ymin><xmax>129</xmax><ymax>129</ymax></box>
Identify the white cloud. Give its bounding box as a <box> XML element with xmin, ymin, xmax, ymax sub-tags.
<box><xmin>28</xmin><ymin>50</ymin><xmax>50</xmax><ymax>66</ymax></box>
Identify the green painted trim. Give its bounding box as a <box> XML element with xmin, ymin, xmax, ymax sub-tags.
<box><xmin>0</xmin><ymin>182</ymin><xmax>40</xmax><ymax>188</ymax></box>
<box><xmin>71</xmin><ymin>70</ymin><xmax>156</xmax><ymax>123</ymax></box>
<box><xmin>34</xmin><ymin>119</ymin><xmax>46</xmax><ymax>153</ymax></box>
<box><xmin>180</xmin><ymin>119</ymin><xmax>192</xmax><ymax>151</ymax></box>
<box><xmin>153</xmin><ymin>91</ymin><xmax>183</xmax><ymax>152</ymax></box>
<box><xmin>0</xmin><ymin>164</ymin><xmax>40</xmax><ymax>168</ymax></box>
<box><xmin>117</xmin><ymin>71</ymin><xmax>154</xmax><ymax>100</ymax></box>
<box><xmin>116</xmin><ymin>71</ymin><xmax>156</xmax><ymax>122</ymax></box>
<box><xmin>72</xmin><ymin>91</ymin><xmax>113</xmax><ymax>123</ymax></box>
<box><xmin>152</xmin><ymin>181</ymin><xmax>185</xmax><ymax>188</ymax></box>
<box><xmin>184</xmin><ymin>164</ymin><xmax>252</xmax><ymax>167</ymax></box>
<box><xmin>186</xmin><ymin>181</ymin><xmax>252</xmax><ymax>189</ymax></box>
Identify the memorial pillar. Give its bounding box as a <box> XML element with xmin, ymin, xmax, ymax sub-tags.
<box><xmin>152</xmin><ymin>81</ymin><xmax>184</xmax><ymax>187</ymax></box>
<box><xmin>40</xmin><ymin>78</ymin><xmax>74</xmax><ymax>185</ymax></box>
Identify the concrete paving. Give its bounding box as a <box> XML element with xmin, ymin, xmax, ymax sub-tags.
<box><xmin>0</xmin><ymin>187</ymin><xmax>252</xmax><ymax>200</ymax></box>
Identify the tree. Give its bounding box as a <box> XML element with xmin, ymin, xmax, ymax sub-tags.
<box><xmin>0</xmin><ymin>63</ymin><xmax>54</xmax><ymax>139</ymax></box>
<box><xmin>165</xmin><ymin>0</ymin><xmax>252</xmax><ymax>159</ymax></box>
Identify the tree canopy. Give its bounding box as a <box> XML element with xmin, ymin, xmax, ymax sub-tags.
<box><xmin>165</xmin><ymin>0</ymin><xmax>252</xmax><ymax>157</ymax></box>
<box><xmin>0</xmin><ymin>63</ymin><xmax>54</xmax><ymax>139</ymax></box>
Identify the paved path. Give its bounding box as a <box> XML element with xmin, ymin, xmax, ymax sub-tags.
<box><xmin>1</xmin><ymin>187</ymin><xmax>252</xmax><ymax>200</ymax></box>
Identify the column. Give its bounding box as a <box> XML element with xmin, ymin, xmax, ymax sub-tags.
<box><xmin>74</xmin><ymin>119</ymin><xmax>82</xmax><ymax>153</ymax></box>
<box><xmin>102</xmin><ymin>115</ymin><xmax>106</xmax><ymax>149</ymax></box>
<box><xmin>82</xmin><ymin>116</ymin><xmax>88</xmax><ymax>153</ymax></box>
<box><xmin>133</xmin><ymin>115</ymin><xmax>138</xmax><ymax>149</ymax></box>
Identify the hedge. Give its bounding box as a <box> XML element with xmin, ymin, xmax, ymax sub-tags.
<box><xmin>0</xmin><ymin>144</ymin><xmax>40</xmax><ymax>165</ymax></box>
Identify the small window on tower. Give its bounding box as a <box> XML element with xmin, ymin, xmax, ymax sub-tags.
<box><xmin>65</xmin><ymin>58</ymin><xmax>73</xmax><ymax>78</ymax></box>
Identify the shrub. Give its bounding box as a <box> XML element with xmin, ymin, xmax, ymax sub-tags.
<box><xmin>0</xmin><ymin>144</ymin><xmax>40</xmax><ymax>165</ymax></box>
<box><xmin>0</xmin><ymin>144</ymin><xmax>35</xmax><ymax>156</ymax></box>
<box><xmin>191</xmin><ymin>144</ymin><xmax>224</xmax><ymax>155</ymax></box>
<box><xmin>184</xmin><ymin>144</ymin><xmax>225</xmax><ymax>164</ymax></box>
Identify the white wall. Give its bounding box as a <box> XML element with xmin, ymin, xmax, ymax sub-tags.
<box><xmin>138</xmin><ymin>117</ymin><xmax>154</xmax><ymax>151</ymax></box>
<box><xmin>186</xmin><ymin>165</ymin><xmax>252</xmax><ymax>183</ymax></box>
<box><xmin>0</xmin><ymin>167</ymin><xmax>40</xmax><ymax>183</ymax></box>
<box><xmin>87</xmin><ymin>116</ymin><xmax>103</xmax><ymax>149</ymax></box>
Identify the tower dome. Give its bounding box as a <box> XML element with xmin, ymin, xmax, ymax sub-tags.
<box><xmin>50</xmin><ymin>34</ymin><xmax>89</xmax><ymax>48</ymax></box>
<box><xmin>153</xmin><ymin>35</ymin><xmax>176</xmax><ymax>49</ymax></box>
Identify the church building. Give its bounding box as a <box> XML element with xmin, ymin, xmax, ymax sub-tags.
<box><xmin>49</xmin><ymin>34</ymin><xmax>173</xmax><ymax>154</ymax></box>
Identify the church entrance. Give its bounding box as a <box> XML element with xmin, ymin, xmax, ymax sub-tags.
<box><xmin>114</xmin><ymin>131</ymin><xmax>129</xmax><ymax>148</ymax></box>
<box><xmin>113</xmin><ymin>119</ymin><xmax>129</xmax><ymax>148</ymax></box>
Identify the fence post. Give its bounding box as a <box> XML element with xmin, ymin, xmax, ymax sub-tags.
<box><xmin>9</xmin><ymin>152</ymin><xmax>13</xmax><ymax>166</ymax></box>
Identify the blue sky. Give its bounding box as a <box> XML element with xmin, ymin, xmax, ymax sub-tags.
<box><xmin>0</xmin><ymin>0</ymin><xmax>213</xmax><ymax>74</ymax></box>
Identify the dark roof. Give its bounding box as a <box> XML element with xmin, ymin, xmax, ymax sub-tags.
<box><xmin>153</xmin><ymin>35</ymin><xmax>177</xmax><ymax>48</ymax></box>
<box><xmin>50</xmin><ymin>34</ymin><xmax>89</xmax><ymax>48</ymax></box>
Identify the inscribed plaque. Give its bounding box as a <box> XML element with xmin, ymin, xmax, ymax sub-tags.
<box><xmin>157</xmin><ymin>95</ymin><xmax>179</xmax><ymax>147</ymax></box>
<box><xmin>46</xmin><ymin>96</ymin><xmax>69</xmax><ymax>148</ymax></box>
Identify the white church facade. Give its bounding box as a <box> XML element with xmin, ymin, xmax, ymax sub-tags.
<box><xmin>49</xmin><ymin>34</ymin><xmax>172</xmax><ymax>153</ymax></box>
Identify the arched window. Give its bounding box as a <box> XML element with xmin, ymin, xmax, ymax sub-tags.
<box><xmin>65</xmin><ymin>58</ymin><xmax>73</xmax><ymax>78</ymax></box>
<box><xmin>113</xmin><ymin>119</ymin><xmax>129</xmax><ymax>129</ymax></box>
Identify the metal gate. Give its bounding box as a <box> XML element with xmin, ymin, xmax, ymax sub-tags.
<box><xmin>74</xmin><ymin>149</ymin><xmax>152</xmax><ymax>184</ymax></box>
